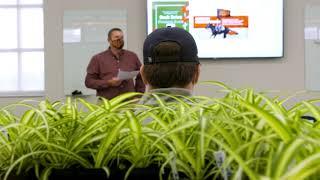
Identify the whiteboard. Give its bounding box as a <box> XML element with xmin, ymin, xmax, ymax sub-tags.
<box><xmin>305</xmin><ymin>5</ymin><xmax>320</xmax><ymax>91</ymax></box>
<box><xmin>63</xmin><ymin>10</ymin><xmax>127</xmax><ymax>95</ymax></box>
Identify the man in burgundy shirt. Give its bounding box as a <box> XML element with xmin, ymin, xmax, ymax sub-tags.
<box><xmin>85</xmin><ymin>28</ymin><xmax>145</xmax><ymax>99</ymax></box>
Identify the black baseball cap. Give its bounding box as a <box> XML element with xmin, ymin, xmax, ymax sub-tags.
<box><xmin>143</xmin><ymin>27</ymin><xmax>199</xmax><ymax>64</ymax></box>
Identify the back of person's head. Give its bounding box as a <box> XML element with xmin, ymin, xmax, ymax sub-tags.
<box><xmin>141</xmin><ymin>27</ymin><xmax>200</xmax><ymax>89</ymax></box>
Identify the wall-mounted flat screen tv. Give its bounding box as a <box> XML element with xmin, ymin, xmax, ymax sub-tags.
<box><xmin>147</xmin><ymin>0</ymin><xmax>284</xmax><ymax>58</ymax></box>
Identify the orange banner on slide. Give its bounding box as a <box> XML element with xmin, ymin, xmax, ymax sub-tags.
<box><xmin>194</xmin><ymin>16</ymin><xmax>248</xmax><ymax>28</ymax></box>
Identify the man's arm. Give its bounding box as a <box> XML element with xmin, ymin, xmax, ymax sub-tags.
<box><xmin>85</xmin><ymin>56</ymin><xmax>122</xmax><ymax>90</ymax></box>
<box><xmin>134</xmin><ymin>56</ymin><xmax>146</xmax><ymax>93</ymax></box>
<box><xmin>85</xmin><ymin>73</ymin><xmax>109</xmax><ymax>90</ymax></box>
<box><xmin>135</xmin><ymin>73</ymin><xmax>145</xmax><ymax>93</ymax></box>
<box><xmin>85</xmin><ymin>56</ymin><xmax>109</xmax><ymax>89</ymax></box>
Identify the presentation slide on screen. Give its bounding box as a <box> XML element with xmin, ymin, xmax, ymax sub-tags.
<box><xmin>147</xmin><ymin>0</ymin><xmax>283</xmax><ymax>58</ymax></box>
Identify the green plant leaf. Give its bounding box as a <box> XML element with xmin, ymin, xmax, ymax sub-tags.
<box><xmin>238</xmin><ymin>99</ymin><xmax>292</xmax><ymax>143</ymax></box>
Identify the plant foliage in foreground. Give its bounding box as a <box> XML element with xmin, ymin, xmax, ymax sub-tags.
<box><xmin>0</xmin><ymin>82</ymin><xmax>320</xmax><ymax>180</ymax></box>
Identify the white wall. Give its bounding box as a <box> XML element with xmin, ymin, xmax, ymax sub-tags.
<box><xmin>44</xmin><ymin>0</ymin><xmax>147</xmax><ymax>102</ymax></box>
<box><xmin>0</xmin><ymin>0</ymin><xmax>319</xmax><ymax>106</ymax></box>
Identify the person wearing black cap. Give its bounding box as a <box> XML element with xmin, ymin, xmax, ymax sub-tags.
<box><xmin>139</xmin><ymin>27</ymin><xmax>200</xmax><ymax>104</ymax></box>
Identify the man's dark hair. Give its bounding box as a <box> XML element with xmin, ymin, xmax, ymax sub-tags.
<box><xmin>142</xmin><ymin>42</ymin><xmax>199</xmax><ymax>88</ymax></box>
<box><xmin>107</xmin><ymin>28</ymin><xmax>122</xmax><ymax>40</ymax></box>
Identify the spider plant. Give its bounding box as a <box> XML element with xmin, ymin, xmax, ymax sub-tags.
<box><xmin>0</xmin><ymin>82</ymin><xmax>320</xmax><ymax>180</ymax></box>
<box><xmin>0</xmin><ymin>93</ymin><xmax>141</xmax><ymax>180</ymax></box>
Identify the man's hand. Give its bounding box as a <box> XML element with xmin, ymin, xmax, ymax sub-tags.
<box><xmin>107</xmin><ymin>77</ymin><xmax>122</xmax><ymax>87</ymax></box>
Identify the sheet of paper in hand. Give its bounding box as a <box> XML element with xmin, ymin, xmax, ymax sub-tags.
<box><xmin>117</xmin><ymin>70</ymin><xmax>139</xmax><ymax>80</ymax></box>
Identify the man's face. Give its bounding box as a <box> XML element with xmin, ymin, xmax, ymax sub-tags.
<box><xmin>109</xmin><ymin>30</ymin><xmax>124</xmax><ymax>49</ymax></box>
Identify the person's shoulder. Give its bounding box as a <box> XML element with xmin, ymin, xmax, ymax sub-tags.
<box><xmin>123</xmin><ymin>49</ymin><xmax>138</xmax><ymax>57</ymax></box>
<box><xmin>91</xmin><ymin>50</ymin><xmax>110</xmax><ymax>60</ymax></box>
